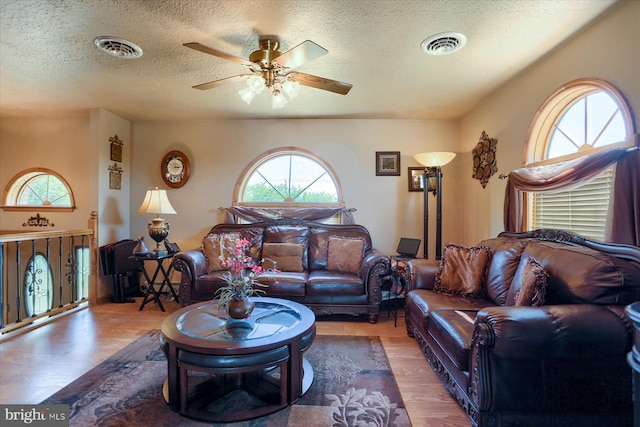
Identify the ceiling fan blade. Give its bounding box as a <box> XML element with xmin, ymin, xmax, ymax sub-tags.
<box><xmin>184</xmin><ymin>42</ymin><xmax>251</xmax><ymax>66</ymax></box>
<box><xmin>192</xmin><ymin>74</ymin><xmax>252</xmax><ymax>90</ymax></box>
<box><xmin>275</xmin><ymin>40</ymin><xmax>328</xmax><ymax>69</ymax></box>
<box><xmin>291</xmin><ymin>72</ymin><xmax>352</xmax><ymax>95</ymax></box>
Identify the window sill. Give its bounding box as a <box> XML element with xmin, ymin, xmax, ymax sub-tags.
<box><xmin>1</xmin><ymin>206</ymin><xmax>76</xmax><ymax>212</ymax></box>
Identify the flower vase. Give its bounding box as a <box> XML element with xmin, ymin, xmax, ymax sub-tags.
<box><xmin>228</xmin><ymin>297</ymin><xmax>255</xmax><ymax>319</ymax></box>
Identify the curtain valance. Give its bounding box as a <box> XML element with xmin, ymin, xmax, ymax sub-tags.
<box><xmin>224</xmin><ymin>206</ymin><xmax>356</xmax><ymax>224</ymax></box>
<box><xmin>504</xmin><ymin>146</ymin><xmax>639</xmax><ymax>246</ymax></box>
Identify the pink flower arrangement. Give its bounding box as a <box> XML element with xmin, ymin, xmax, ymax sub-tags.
<box><xmin>215</xmin><ymin>237</ymin><xmax>278</xmax><ymax>307</ymax></box>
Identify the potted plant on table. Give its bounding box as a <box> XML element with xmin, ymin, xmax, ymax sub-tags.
<box><xmin>216</xmin><ymin>236</ymin><xmax>278</xmax><ymax>319</ymax></box>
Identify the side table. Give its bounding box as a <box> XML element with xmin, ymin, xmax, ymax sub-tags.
<box><xmin>132</xmin><ymin>251</ymin><xmax>179</xmax><ymax>311</ymax></box>
<box><xmin>381</xmin><ymin>256</ymin><xmax>409</xmax><ymax>326</ymax></box>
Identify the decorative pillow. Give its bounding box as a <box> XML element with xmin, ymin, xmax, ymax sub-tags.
<box><xmin>261</xmin><ymin>242</ymin><xmax>304</xmax><ymax>272</ymax></box>
<box><xmin>202</xmin><ymin>233</ymin><xmax>240</xmax><ymax>273</ymax></box>
<box><xmin>434</xmin><ymin>243</ymin><xmax>492</xmax><ymax>298</ymax></box>
<box><xmin>514</xmin><ymin>258</ymin><xmax>548</xmax><ymax>307</ymax></box>
<box><xmin>326</xmin><ymin>236</ymin><xmax>365</xmax><ymax>275</ymax></box>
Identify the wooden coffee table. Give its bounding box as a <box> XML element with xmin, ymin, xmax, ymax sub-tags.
<box><xmin>160</xmin><ymin>297</ymin><xmax>316</xmax><ymax>423</ymax></box>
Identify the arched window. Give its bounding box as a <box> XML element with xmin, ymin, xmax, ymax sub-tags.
<box><xmin>231</xmin><ymin>147</ymin><xmax>347</xmax><ymax>223</ymax></box>
<box><xmin>523</xmin><ymin>79</ymin><xmax>635</xmax><ymax>241</ymax></box>
<box><xmin>235</xmin><ymin>148</ymin><xmax>342</xmax><ymax>206</ymax></box>
<box><xmin>2</xmin><ymin>168</ymin><xmax>75</xmax><ymax>212</ymax></box>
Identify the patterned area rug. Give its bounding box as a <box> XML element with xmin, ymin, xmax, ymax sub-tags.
<box><xmin>42</xmin><ymin>331</ymin><xmax>411</xmax><ymax>426</ymax></box>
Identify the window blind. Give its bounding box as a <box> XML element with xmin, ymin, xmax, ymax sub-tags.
<box><xmin>530</xmin><ymin>167</ymin><xmax>613</xmax><ymax>241</ymax></box>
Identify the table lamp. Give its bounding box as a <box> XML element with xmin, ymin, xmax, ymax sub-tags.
<box><xmin>137</xmin><ymin>187</ymin><xmax>177</xmax><ymax>251</ymax></box>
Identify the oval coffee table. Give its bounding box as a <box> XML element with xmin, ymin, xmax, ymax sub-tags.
<box><xmin>160</xmin><ymin>297</ymin><xmax>316</xmax><ymax>423</ymax></box>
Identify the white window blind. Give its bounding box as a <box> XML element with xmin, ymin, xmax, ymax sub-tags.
<box><xmin>530</xmin><ymin>167</ymin><xmax>613</xmax><ymax>241</ymax></box>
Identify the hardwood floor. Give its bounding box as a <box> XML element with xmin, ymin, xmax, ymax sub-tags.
<box><xmin>0</xmin><ymin>299</ymin><xmax>470</xmax><ymax>426</ymax></box>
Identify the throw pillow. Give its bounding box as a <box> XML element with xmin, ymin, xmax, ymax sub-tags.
<box><xmin>434</xmin><ymin>243</ymin><xmax>492</xmax><ymax>298</ymax></box>
<box><xmin>514</xmin><ymin>258</ymin><xmax>548</xmax><ymax>307</ymax></box>
<box><xmin>202</xmin><ymin>233</ymin><xmax>240</xmax><ymax>273</ymax></box>
<box><xmin>327</xmin><ymin>236</ymin><xmax>365</xmax><ymax>275</ymax></box>
<box><xmin>261</xmin><ymin>242</ymin><xmax>304</xmax><ymax>272</ymax></box>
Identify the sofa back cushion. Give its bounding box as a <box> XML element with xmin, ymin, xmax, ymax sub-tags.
<box><xmin>308</xmin><ymin>225</ymin><xmax>372</xmax><ymax>270</ymax></box>
<box><xmin>263</xmin><ymin>225</ymin><xmax>310</xmax><ymax>270</ymax></box>
<box><xmin>326</xmin><ymin>236</ymin><xmax>365</xmax><ymax>275</ymax></box>
<box><xmin>479</xmin><ymin>238</ymin><xmax>530</xmax><ymax>306</ymax></box>
<box><xmin>434</xmin><ymin>243</ymin><xmax>492</xmax><ymax>298</ymax></box>
<box><xmin>207</xmin><ymin>225</ymin><xmax>264</xmax><ymax>264</ymax></box>
<box><xmin>515</xmin><ymin>240</ymin><xmax>640</xmax><ymax>305</ymax></box>
<box><xmin>261</xmin><ymin>242</ymin><xmax>305</xmax><ymax>272</ymax></box>
<box><xmin>202</xmin><ymin>232</ymin><xmax>240</xmax><ymax>272</ymax></box>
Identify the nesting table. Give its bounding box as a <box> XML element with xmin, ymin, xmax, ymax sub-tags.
<box><xmin>132</xmin><ymin>251</ymin><xmax>179</xmax><ymax>311</ymax></box>
<box><xmin>160</xmin><ymin>297</ymin><xmax>316</xmax><ymax>423</ymax></box>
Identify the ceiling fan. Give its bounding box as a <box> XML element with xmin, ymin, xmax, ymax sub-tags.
<box><xmin>184</xmin><ymin>38</ymin><xmax>352</xmax><ymax>108</ymax></box>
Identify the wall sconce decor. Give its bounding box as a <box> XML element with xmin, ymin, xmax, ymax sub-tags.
<box><xmin>413</xmin><ymin>152</ymin><xmax>456</xmax><ymax>260</ymax></box>
<box><xmin>472</xmin><ymin>131</ymin><xmax>498</xmax><ymax>188</ymax></box>
<box><xmin>109</xmin><ymin>134</ymin><xmax>123</xmax><ymax>162</ymax></box>
<box><xmin>137</xmin><ymin>187</ymin><xmax>177</xmax><ymax>251</ymax></box>
<box><xmin>108</xmin><ymin>163</ymin><xmax>123</xmax><ymax>190</ymax></box>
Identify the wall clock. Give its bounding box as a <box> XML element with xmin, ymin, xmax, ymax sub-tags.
<box><xmin>161</xmin><ymin>150</ymin><xmax>190</xmax><ymax>188</ymax></box>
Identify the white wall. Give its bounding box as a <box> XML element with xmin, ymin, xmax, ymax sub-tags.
<box><xmin>131</xmin><ymin>119</ymin><xmax>459</xmax><ymax>255</ymax></box>
<box><xmin>457</xmin><ymin>0</ymin><xmax>640</xmax><ymax>245</ymax></box>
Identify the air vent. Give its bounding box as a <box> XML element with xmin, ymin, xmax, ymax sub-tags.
<box><xmin>94</xmin><ymin>36</ymin><xmax>143</xmax><ymax>59</ymax></box>
<box><xmin>421</xmin><ymin>32</ymin><xmax>467</xmax><ymax>55</ymax></box>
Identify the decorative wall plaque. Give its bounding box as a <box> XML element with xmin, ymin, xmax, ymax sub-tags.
<box><xmin>108</xmin><ymin>163</ymin><xmax>123</xmax><ymax>190</ymax></box>
<box><xmin>472</xmin><ymin>131</ymin><xmax>498</xmax><ymax>188</ymax></box>
<box><xmin>22</xmin><ymin>213</ymin><xmax>54</xmax><ymax>227</ymax></box>
<box><xmin>109</xmin><ymin>134</ymin><xmax>123</xmax><ymax>162</ymax></box>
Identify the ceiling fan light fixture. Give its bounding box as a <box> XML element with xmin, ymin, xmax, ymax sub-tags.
<box><xmin>238</xmin><ymin>86</ymin><xmax>257</xmax><ymax>104</ymax></box>
<box><xmin>272</xmin><ymin>91</ymin><xmax>287</xmax><ymax>109</ymax></box>
<box><xmin>421</xmin><ymin>32</ymin><xmax>467</xmax><ymax>55</ymax></box>
<box><xmin>247</xmin><ymin>75</ymin><xmax>265</xmax><ymax>93</ymax></box>
<box><xmin>94</xmin><ymin>36</ymin><xmax>143</xmax><ymax>59</ymax></box>
<box><xmin>282</xmin><ymin>80</ymin><xmax>300</xmax><ymax>99</ymax></box>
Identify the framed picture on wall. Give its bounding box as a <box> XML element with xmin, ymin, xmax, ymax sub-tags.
<box><xmin>408</xmin><ymin>167</ymin><xmax>424</xmax><ymax>191</ymax></box>
<box><xmin>109</xmin><ymin>135</ymin><xmax>123</xmax><ymax>162</ymax></box>
<box><xmin>375</xmin><ymin>151</ymin><xmax>401</xmax><ymax>176</ymax></box>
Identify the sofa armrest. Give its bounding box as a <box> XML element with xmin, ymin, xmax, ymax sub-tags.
<box><xmin>469</xmin><ymin>304</ymin><xmax>630</xmax><ymax>412</ymax></box>
<box><xmin>475</xmin><ymin>304</ymin><xmax>628</xmax><ymax>359</ymax></box>
<box><xmin>172</xmin><ymin>249</ymin><xmax>207</xmax><ymax>307</ymax></box>
<box><xmin>403</xmin><ymin>258</ymin><xmax>440</xmax><ymax>292</ymax></box>
<box><xmin>361</xmin><ymin>249</ymin><xmax>391</xmax><ymax>311</ymax></box>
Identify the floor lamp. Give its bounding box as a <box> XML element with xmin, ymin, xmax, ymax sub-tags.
<box><xmin>413</xmin><ymin>152</ymin><xmax>456</xmax><ymax>260</ymax></box>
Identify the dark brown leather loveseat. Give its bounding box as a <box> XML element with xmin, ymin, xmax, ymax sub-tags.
<box><xmin>173</xmin><ymin>220</ymin><xmax>390</xmax><ymax>323</ymax></box>
<box><xmin>404</xmin><ymin>229</ymin><xmax>640</xmax><ymax>427</ymax></box>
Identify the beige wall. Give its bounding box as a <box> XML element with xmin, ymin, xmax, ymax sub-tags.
<box><xmin>457</xmin><ymin>0</ymin><xmax>640</xmax><ymax>245</ymax></box>
<box><xmin>0</xmin><ymin>113</ymin><xmax>92</xmax><ymax>230</ymax></box>
<box><xmin>1</xmin><ymin>1</ymin><xmax>638</xmax><ymax>270</ymax></box>
<box><xmin>130</xmin><ymin>119</ymin><xmax>459</xmax><ymax>255</ymax></box>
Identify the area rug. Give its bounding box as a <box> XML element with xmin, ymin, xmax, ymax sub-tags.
<box><xmin>41</xmin><ymin>331</ymin><xmax>411</xmax><ymax>426</ymax></box>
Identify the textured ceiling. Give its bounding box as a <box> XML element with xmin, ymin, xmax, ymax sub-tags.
<box><xmin>0</xmin><ymin>0</ymin><xmax>619</xmax><ymax>121</ymax></box>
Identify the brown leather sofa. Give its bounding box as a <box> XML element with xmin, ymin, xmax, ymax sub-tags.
<box><xmin>173</xmin><ymin>220</ymin><xmax>390</xmax><ymax>323</ymax></box>
<box><xmin>404</xmin><ymin>229</ymin><xmax>640</xmax><ymax>427</ymax></box>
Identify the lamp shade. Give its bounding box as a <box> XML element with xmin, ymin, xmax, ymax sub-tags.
<box><xmin>137</xmin><ymin>187</ymin><xmax>177</xmax><ymax>215</ymax></box>
<box><xmin>413</xmin><ymin>152</ymin><xmax>456</xmax><ymax>167</ymax></box>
